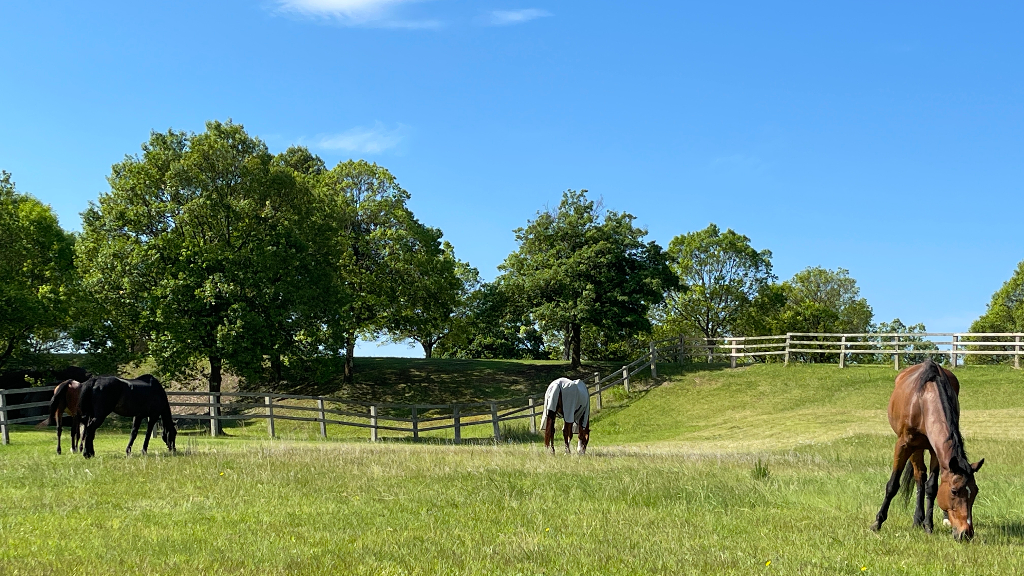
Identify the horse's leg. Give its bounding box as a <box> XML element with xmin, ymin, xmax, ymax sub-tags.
<box><xmin>71</xmin><ymin>414</ymin><xmax>80</xmax><ymax>454</ymax></box>
<box><xmin>924</xmin><ymin>449</ymin><xmax>940</xmax><ymax>533</ymax></box>
<box><xmin>83</xmin><ymin>417</ymin><xmax>99</xmax><ymax>459</ymax></box>
<box><xmin>871</xmin><ymin>439</ymin><xmax>912</xmax><ymax>531</ymax></box>
<box><xmin>126</xmin><ymin>415</ymin><xmax>143</xmax><ymax>455</ymax></box>
<box><xmin>543</xmin><ymin>411</ymin><xmax>556</xmax><ymax>454</ymax></box>
<box><xmin>142</xmin><ymin>417</ymin><xmax>157</xmax><ymax>454</ymax></box>
<box><xmin>910</xmin><ymin>449</ymin><xmax>927</xmax><ymax>528</ymax></box>
<box><xmin>562</xmin><ymin>422</ymin><xmax>573</xmax><ymax>454</ymax></box>
<box><xmin>56</xmin><ymin>412</ymin><xmax>63</xmax><ymax>455</ymax></box>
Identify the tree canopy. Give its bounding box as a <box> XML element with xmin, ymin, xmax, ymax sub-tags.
<box><xmin>77</xmin><ymin>121</ymin><xmax>336</xmax><ymax>406</ymax></box>
<box><xmin>661</xmin><ymin>223</ymin><xmax>774</xmax><ymax>342</ymax></box>
<box><xmin>0</xmin><ymin>171</ymin><xmax>77</xmax><ymax>371</ymax></box>
<box><xmin>499</xmin><ymin>190</ymin><xmax>677</xmax><ymax>368</ymax></box>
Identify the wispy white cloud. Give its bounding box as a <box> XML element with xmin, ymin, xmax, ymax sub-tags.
<box><xmin>307</xmin><ymin>123</ymin><xmax>409</xmax><ymax>154</ymax></box>
<box><xmin>487</xmin><ymin>8</ymin><xmax>551</xmax><ymax>26</ymax></box>
<box><xmin>275</xmin><ymin>0</ymin><xmax>439</xmax><ymax>28</ymax></box>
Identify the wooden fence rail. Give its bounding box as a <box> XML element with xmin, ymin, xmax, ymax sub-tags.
<box><xmin>9</xmin><ymin>331</ymin><xmax>1016</xmax><ymax>446</ymax></box>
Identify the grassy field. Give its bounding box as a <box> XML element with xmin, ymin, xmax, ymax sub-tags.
<box><xmin>3</xmin><ymin>363</ymin><xmax>1024</xmax><ymax>575</ymax></box>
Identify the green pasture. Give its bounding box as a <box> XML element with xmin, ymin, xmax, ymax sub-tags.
<box><xmin>3</xmin><ymin>363</ymin><xmax>1024</xmax><ymax>575</ymax></box>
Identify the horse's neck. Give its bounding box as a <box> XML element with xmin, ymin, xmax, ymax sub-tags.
<box><xmin>924</xmin><ymin>407</ymin><xmax>964</xmax><ymax>471</ymax></box>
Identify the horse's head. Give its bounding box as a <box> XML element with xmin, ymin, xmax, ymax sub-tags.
<box><xmin>576</xmin><ymin>426</ymin><xmax>590</xmax><ymax>455</ymax></box>
<box><xmin>938</xmin><ymin>457</ymin><xmax>984</xmax><ymax>541</ymax></box>
<box><xmin>162</xmin><ymin>422</ymin><xmax>177</xmax><ymax>453</ymax></box>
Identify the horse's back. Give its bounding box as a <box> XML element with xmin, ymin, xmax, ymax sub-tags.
<box><xmin>888</xmin><ymin>360</ymin><xmax>959</xmax><ymax>438</ymax></box>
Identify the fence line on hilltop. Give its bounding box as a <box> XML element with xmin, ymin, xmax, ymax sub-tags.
<box><xmin>3</xmin><ymin>332</ymin><xmax>1022</xmax><ymax>446</ymax></box>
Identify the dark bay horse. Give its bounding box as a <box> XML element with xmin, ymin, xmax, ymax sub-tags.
<box><xmin>45</xmin><ymin>379</ymin><xmax>83</xmax><ymax>454</ymax></box>
<box><xmin>79</xmin><ymin>375</ymin><xmax>177</xmax><ymax>458</ymax></box>
<box><xmin>871</xmin><ymin>359</ymin><xmax>984</xmax><ymax>541</ymax></box>
<box><xmin>541</xmin><ymin>378</ymin><xmax>591</xmax><ymax>454</ymax></box>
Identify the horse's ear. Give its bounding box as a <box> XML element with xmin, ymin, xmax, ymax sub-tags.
<box><xmin>971</xmin><ymin>458</ymin><xmax>985</xmax><ymax>473</ymax></box>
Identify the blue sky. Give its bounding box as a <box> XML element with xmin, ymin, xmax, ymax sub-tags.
<box><xmin>2</xmin><ymin>1</ymin><xmax>1022</xmax><ymax>357</ymax></box>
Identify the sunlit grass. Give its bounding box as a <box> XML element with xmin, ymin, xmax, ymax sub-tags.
<box><xmin>3</xmin><ymin>363</ymin><xmax>1024</xmax><ymax>575</ymax></box>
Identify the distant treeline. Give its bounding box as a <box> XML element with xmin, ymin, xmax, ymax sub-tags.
<box><xmin>3</xmin><ymin>121</ymin><xmax>1022</xmax><ymax>394</ymax></box>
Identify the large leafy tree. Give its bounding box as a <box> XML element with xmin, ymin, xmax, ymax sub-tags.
<box><xmin>499</xmin><ymin>190</ymin><xmax>677</xmax><ymax>369</ymax></box>
<box><xmin>316</xmin><ymin>160</ymin><xmax>432</xmax><ymax>381</ymax></box>
<box><xmin>433</xmin><ymin>281</ymin><xmax>547</xmax><ymax>360</ymax></box>
<box><xmin>736</xmin><ymin>266</ymin><xmax>873</xmax><ymax>338</ymax></box>
<box><xmin>661</xmin><ymin>224</ymin><xmax>774</xmax><ymax>342</ymax></box>
<box><xmin>0</xmin><ymin>171</ymin><xmax>76</xmax><ymax>371</ymax></box>
<box><xmin>78</xmin><ymin>121</ymin><xmax>333</xmax><ymax>418</ymax></box>
<box><xmin>386</xmin><ymin>238</ymin><xmax>480</xmax><ymax>358</ymax></box>
<box><xmin>967</xmin><ymin>260</ymin><xmax>1024</xmax><ymax>364</ymax></box>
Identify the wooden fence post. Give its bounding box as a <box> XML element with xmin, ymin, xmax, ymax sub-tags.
<box><xmin>453</xmin><ymin>405</ymin><xmax>461</xmax><ymax>444</ymax></box>
<box><xmin>528</xmin><ymin>398</ymin><xmax>537</xmax><ymax>434</ymax></box>
<box><xmin>893</xmin><ymin>336</ymin><xmax>900</xmax><ymax>371</ymax></box>
<box><xmin>210</xmin><ymin>393</ymin><xmax>220</xmax><ymax>438</ymax></box>
<box><xmin>411</xmin><ymin>406</ymin><xmax>419</xmax><ymax>441</ymax></box>
<box><xmin>318</xmin><ymin>398</ymin><xmax>327</xmax><ymax>438</ymax></box>
<box><xmin>370</xmin><ymin>405</ymin><xmax>378</xmax><ymax>442</ymax></box>
<box><xmin>839</xmin><ymin>335</ymin><xmax>847</xmax><ymax>369</ymax></box>
<box><xmin>785</xmin><ymin>334</ymin><xmax>792</xmax><ymax>366</ymax></box>
<box><xmin>950</xmin><ymin>335</ymin><xmax>958</xmax><ymax>368</ymax></box>
<box><xmin>650</xmin><ymin>341</ymin><xmax>658</xmax><ymax>379</ymax></box>
<box><xmin>265</xmin><ymin>395</ymin><xmax>275</xmax><ymax>438</ymax></box>
<box><xmin>490</xmin><ymin>402</ymin><xmax>501</xmax><ymax>442</ymax></box>
<box><xmin>0</xmin><ymin>392</ymin><xmax>8</xmax><ymax>445</ymax></box>
<box><xmin>729</xmin><ymin>338</ymin><xmax>737</xmax><ymax>369</ymax></box>
<box><xmin>622</xmin><ymin>366</ymin><xmax>630</xmax><ymax>394</ymax></box>
<box><xmin>594</xmin><ymin>372</ymin><xmax>602</xmax><ymax>411</ymax></box>
<box><xmin>1016</xmin><ymin>336</ymin><xmax>1021</xmax><ymax>370</ymax></box>
<box><xmin>678</xmin><ymin>335</ymin><xmax>686</xmax><ymax>364</ymax></box>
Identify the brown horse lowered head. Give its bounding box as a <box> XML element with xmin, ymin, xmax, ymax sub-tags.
<box><xmin>871</xmin><ymin>359</ymin><xmax>984</xmax><ymax>541</ymax></box>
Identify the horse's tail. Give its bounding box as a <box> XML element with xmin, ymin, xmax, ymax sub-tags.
<box><xmin>898</xmin><ymin>459</ymin><xmax>915</xmax><ymax>506</ymax></box>
<box><xmin>43</xmin><ymin>380</ymin><xmax>70</xmax><ymax>426</ymax></box>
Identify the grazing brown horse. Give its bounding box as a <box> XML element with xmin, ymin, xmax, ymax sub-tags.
<box><xmin>45</xmin><ymin>379</ymin><xmax>84</xmax><ymax>454</ymax></box>
<box><xmin>871</xmin><ymin>359</ymin><xmax>984</xmax><ymax>541</ymax></box>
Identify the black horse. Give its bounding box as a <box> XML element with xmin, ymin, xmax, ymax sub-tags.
<box><xmin>79</xmin><ymin>374</ymin><xmax>177</xmax><ymax>458</ymax></box>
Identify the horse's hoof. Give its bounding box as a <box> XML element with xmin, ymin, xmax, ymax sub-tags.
<box><xmin>942</xmin><ymin>518</ymin><xmax>951</xmax><ymax>528</ymax></box>
<box><xmin>870</xmin><ymin>522</ymin><xmax>882</xmax><ymax>532</ymax></box>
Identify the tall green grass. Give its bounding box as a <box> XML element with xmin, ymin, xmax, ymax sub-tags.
<box><xmin>3</xmin><ymin>364</ymin><xmax>1024</xmax><ymax>575</ymax></box>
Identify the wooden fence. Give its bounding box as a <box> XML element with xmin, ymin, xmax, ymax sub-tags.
<box><xmin>7</xmin><ymin>332</ymin><xmax>1018</xmax><ymax>446</ymax></box>
<box><xmin>0</xmin><ymin>342</ymin><xmax>663</xmax><ymax>446</ymax></box>
<box><xmin>666</xmin><ymin>332</ymin><xmax>1024</xmax><ymax>371</ymax></box>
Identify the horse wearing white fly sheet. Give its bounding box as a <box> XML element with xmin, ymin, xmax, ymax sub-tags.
<box><xmin>541</xmin><ymin>377</ymin><xmax>591</xmax><ymax>454</ymax></box>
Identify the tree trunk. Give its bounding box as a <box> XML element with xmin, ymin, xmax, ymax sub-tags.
<box><xmin>270</xmin><ymin>353</ymin><xmax>283</xmax><ymax>384</ymax></box>
<box><xmin>569</xmin><ymin>322</ymin><xmax>582</xmax><ymax>370</ymax></box>
<box><xmin>344</xmin><ymin>334</ymin><xmax>355</xmax><ymax>384</ymax></box>
<box><xmin>422</xmin><ymin>340</ymin><xmax>433</xmax><ymax>359</ymax></box>
<box><xmin>209</xmin><ymin>354</ymin><xmax>223</xmax><ymax>436</ymax></box>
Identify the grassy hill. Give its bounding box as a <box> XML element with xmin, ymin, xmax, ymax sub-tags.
<box><xmin>4</xmin><ymin>362</ymin><xmax>1024</xmax><ymax>575</ymax></box>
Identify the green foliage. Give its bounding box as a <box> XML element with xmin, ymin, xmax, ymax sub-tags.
<box><xmin>967</xmin><ymin>260</ymin><xmax>1024</xmax><ymax>364</ymax></box>
<box><xmin>76</xmin><ymin>121</ymin><xmax>337</xmax><ymax>391</ymax></box>
<box><xmin>314</xmin><ymin>160</ymin><xmax>435</xmax><ymax>379</ymax></box>
<box><xmin>0</xmin><ymin>171</ymin><xmax>77</xmax><ymax>371</ymax></box>
<box><xmin>433</xmin><ymin>281</ymin><xmax>547</xmax><ymax>360</ymax></box>
<box><xmin>385</xmin><ymin>240</ymin><xmax>480</xmax><ymax>358</ymax></box>
<box><xmin>499</xmin><ymin>190</ymin><xmax>677</xmax><ymax>368</ymax></box>
<box><xmin>660</xmin><ymin>223</ymin><xmax>774</xmax><ymax>341</ymax></box>
<box><xmin>735</xmin><ymin>267</ymin><xmax>873</xmax><ymax>342</ymax></box>
<box><xmin>869</xmin><ymin>318</ymin><xmax>943</xmax><ymax>365</ymax></box>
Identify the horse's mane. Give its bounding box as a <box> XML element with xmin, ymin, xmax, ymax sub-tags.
<box><xmin>919</xmin><ymin>359</ymin><xmax>971</xmax><ymax>473</ymax></box>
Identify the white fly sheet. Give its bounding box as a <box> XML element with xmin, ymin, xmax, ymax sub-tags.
<box><xmin>540</xmin><ymin>377</ymin><xmax>591</xmax><ymax>432</ymax></box>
